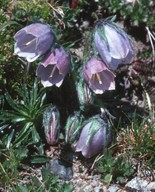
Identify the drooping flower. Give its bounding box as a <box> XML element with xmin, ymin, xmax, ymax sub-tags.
<box><xmin>43</xmin><ymin>105</ymin><xmax>60</xmax><ymax>145</ymax></box>
<box><xmin>14</xmin><ymin>23</ymin><xmax>54</xmax><ymax>62</ymax></box>
<box><xmin>83</xmin><ymin>56</ymin><xmax>115</xmax><ymax>94</ymax></box>
<box><xmin>94</xmin><ymin>20</ymin><xmax>135</xmax><ymax>70</ymax></box>
<box><xmin>36</xmin><ymin>47</ymin><xmax>70</xmax><ymax>87</ymax></box>
<box><xmin>76</xmin><ymin>114</ymin><xmax>112</xmax><ymax>158</ymax></box>
<box><xmin>65</xmin><ymin>112</ymin><xmax>84</xmax><ymax>149</ymax></box>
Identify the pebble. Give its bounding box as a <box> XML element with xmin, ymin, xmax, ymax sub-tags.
<box><xmin>48</xmin><ymin>159</ymin><xmax>73</xmax><ymax>181</ymax></box>
<box><xmin>126</xmin><ymin>176</ymin><xmax>149</xmax><ymax>190</ymax></box>
<box><xmin>94</xmin><ymin>186</ymin><xmax>107</xmax><ymax>192</ymax></box>
<box><xmin>147</xmin><ymin>182</ymin><xmax>155</xmax><ymax>190</ymax></box>
<box><xmin>108</xmin><ymin>185</ymin><xmax>119</xmax><ymax>192</ymax></box>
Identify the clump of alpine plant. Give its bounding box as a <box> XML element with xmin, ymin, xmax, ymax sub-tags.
<box><xmin>43</xmin><ymin>105</ymin><xmax>60</xmax><ymax>145</ymax></box>
<box><xmin>94</xmin><ymin>19</ymin><xmax>135</xmax><ymax>70</ymax></box>
<box><xmin>76</xmin><ymin>111</ymin><xmax>112</xmax><ymax>158</ymax></box>
<box><xmin>14</xmin><ymin>23</ymin><xmax>55</xmax><ymax>62</ymax></box>
<box><xmin>36</xmin><ymin>47</ymin><xmax>70</xmax><ymax>87</ymax></box>
<box><xmin>83</xmin><ymin>56</ymin><xmax>115</xmax><ymax>94</ymax></box>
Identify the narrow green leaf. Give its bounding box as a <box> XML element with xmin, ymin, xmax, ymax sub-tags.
<box><xmin>0</xmin><ymin>111</ymin><xmax>27</xmax><ymax>123</ymax></box>
<box><xmin>0</xmin><ymin>21</ymin><xmax>21</xmax><ymax>31</ymax></box>
<box><xmin>32</xmin><ymin>176</ymin><xmax>41</xmax><ymax>188</ymax></box>
<box><xmin>15</xmin><ymin>85</ymin><xmax>30</xmax><ymax>106</ymax></box>
<box><xmin>34</xmin><ymin>92</ymin><xmax>46</xmax><ymax>109</ymax></box>
<box><xmin>30</xmin><ymin>155</ymin><xmax>50</xmax><ymax>164</ymax></box>
<box><xmin>13</xmin><ymin>122</ymin><xmax>32</xmax><ymax>147</ymax></box>
<box><xmin>0</xmin><ymin>124</ymin><xmax>10</xmax><ymax>132</ymax></box>
<box><xmin>41</xmin><ymin>167</ymin><xmax>51</xmax><ymax>181</ymax></box>
<box><xmin>16</xmin><ymin>184</ymin><xmax>30</xmax><ymax>192</ymax></box>
<box><xmin>31</xmin><ymin>79</ymin><xmax>38</xmax><ymax>105</ymax></box>
<box><xmin>12</xmin><ymin>117</ymin><xmax>26</xmax><ymax>123</ymax></box>
<box><xmin>35</xmin><ymin>142</ymin><xmax>44</xmax><ymax>155</ymax></box>
<box><xmin>32</xmin><ymin>126</ymin><xmax>40</xmax><ymax>143</ymax></box>
<box><xmin>5</xmin><ymin>93</ymin><xmax>29</xmax><ymax>116</ymax></box>
<box><xmin>0</xmin><ymin>110</ymin><xmax>25</xmax><ymax>121</ymax></box>
<box><xmin>6</xmin><ymin>129</ymin><xmax>15</xmax><ymax>149</ymax></box>
<box><xmin>4</xmin><ymin>92</ymin><xmax>18</xmax><ymax>110</ymax></box>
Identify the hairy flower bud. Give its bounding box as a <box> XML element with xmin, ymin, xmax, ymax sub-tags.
<box><xmin>94</xmin><ymin>20</ymin><xmax>135</xmax><ymax>70</ymax></box>
<box><xmin>36</xmin><ymin>47</ymin><xmax>70</xmax><ymax>87</ymax></box>
<box><xmin>65</xmin><ymin>112</ymin><xmax>84</xmax><ymax>149</ymax></box>
<box><xmin>43</xmin><ymin>105</ymin><xmax>60</xmax><ymax>145</ymax></box>
<box><xmin>14</xmin><ymin>23</ymin><xmax>54</xmax><ymax>62</ymax></box>
<box><xmin>76</xmin><ymin>79</ymin><xmax>94</xmax><ymax>106</ymax></box>
<box><xmin>83</xmin><ymin>56</ymin><xmax>115</xmax><ymax>94</ymax></box>
<box><xmin>76</xmin><ymin>114</ymin><xmax>112</xmax><ymax>158</ymax></box>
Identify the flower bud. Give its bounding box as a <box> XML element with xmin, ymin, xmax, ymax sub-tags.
<box><xmin>14</xmin><ymin>23</ymin><xmax>55</xmax><ymax>62</ymax></box>
<box><xmin>83</xmin><ymin>56</ymin><xmax>115</xmax><ymax>94</ymax></box>
<box><xmin>43</xmin><ymin>105</ymin><xmax>60</xmax><ymax>145</ymax></box>
<box><xmin>76</xmin><ymin>114</ymin><xmax>112</xmax><ymax>158</ymax></box>
<box><xmin>94</xmin><ymin>20</ymin><xmax>135</xmax><ymax>70</ymax></box>
<box><xmin>36</xmin><ymin>47</ymin><xmax>70</xmax><ymax>87</ymax></box>
<box><xmin>76</xmin><ymin>79</ymin><xmax>94</xmax><ymax>106</ymax></box>
<box><xmin>65</xmin><ymin>112</ymin><xmax>84</xmax><ymax>149</ymax></box>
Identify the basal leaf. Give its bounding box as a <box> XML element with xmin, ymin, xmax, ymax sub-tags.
<box><xmin>0</xmin><ymin>21</ymin><xmax>21</xmax><ymax>31</ymax></box>
<box><xmin>32</xmin><ymin>126</ymin><xmax>40</xmax><ymax>143</ymax></box>
<box><xmin>6</xmin><ymin>129</ymin><xmax>15</xmax><ymax>149</ymax></box>
<box><xmin>13</xmin><ymin>122</ymin><xmax>33</xmax><ymax>147</ymax></box>
<box><xmin>30</xmin><ymin>155</ymin><xmax>50</xmax><ymax>164</ymax></box>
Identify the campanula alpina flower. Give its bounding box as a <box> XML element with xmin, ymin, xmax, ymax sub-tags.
<box><xmin>43</xmin><ymin>105</ymin><xmax>60</xmax><ymax>145</ymax></box>
<box><xmin>36</xmin><ymin>47</ymin><xmax>70</xmax><ymax>87</ymax></box>
<box><xmin>94</xmin><ymin>20</ymin><xmax>135</xmax><ymax>70</ymax></box>
<box><xmin>83</xmin><ymin>56</ymin><xmax>115</xmax><ymax>94</ymax></box>
<box><xmin>14</xmin><ymin>23</ymin><xmax>54</xmax><ymax>62</ymax></box>
<box><xmin>76</xmin><ymin>114</ymin><xmax>112</xmax><ymax>158</ymax></box>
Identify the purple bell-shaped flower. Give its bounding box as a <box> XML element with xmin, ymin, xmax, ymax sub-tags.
<box><xmin>83</xmin><ymin>56</ymin><xmax>115</xmax><ymax>94</ymax></box>
<box><xmin>36</xmin><ymin>47</ymin><xmax>70</xmax><ymax>87</ymax></box>
<box><xmin>76</xmin><ymin>114</ymin><xmax>112</xmax><ymax>158</ymax></box>
<box><xmin>14</xmin><ymin>23</ymin><xmax>54</xmax><ymax>62</ymax></box>
<box><xmin>94</xmin><ymin>20</ymin><xmax>135</xmax><ymax>70</ymax></box>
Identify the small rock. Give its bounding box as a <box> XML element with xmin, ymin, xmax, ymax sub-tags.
<box><xmin>94</xmin><ymin>186</ymin><xmax>107</xmax><ymax>192</ymax></box>
<box><xmin>108</xmin><ymin>185</ymin><xmax>119</xmax><ymax>192</ymax></box>
<box><xmin>126</xmin><ymin>177</ymin><xmax>149</xmax><ymax>190</ymax></box>
<box><xmin>48</xmin><ymin>159</ymin><xmax>73</xmax><ymax>181</ymax></box>
<box><xmin>147</xmin><ymin>182</ymin><xmax>155</xmax><ymax>190</ymax></box>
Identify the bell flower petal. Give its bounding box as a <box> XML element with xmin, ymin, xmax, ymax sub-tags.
<box><xmin>14</xmin><ymin>23</ymin><xmax>55</xmax><ymax>62</ymax></box>
<box><xmin>83</xmin><ymin>56</ymin><xmax>115</xmax><ymax>94</ymax></box>
<box><xmin>36</xmin><ymin>47</ymin><xmax>70</xmax><ymax>87</ymax></box>
<box><xmin>76</xmin><ymin>115</ymin><xmax>112</xmax><ymax>158</ymax></box>
<box><xmin>94</xmin><ymin>20</ymin><xmax>135</xmax><ymax>70</ymax></box>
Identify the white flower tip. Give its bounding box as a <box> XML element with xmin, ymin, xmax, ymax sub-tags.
<box><xmin>109</xmin><ymin>82</ymin><xmax>115</xmax><ymax>90</ymax></box>
<box><xmin>55</xmin><ymin>80</ymin><xmax>63</xmax><ymax>87</ymax></box>
<box><xmin>14</xmin><ymin>45</ymin><xmax>20</xmax><ymax>54</ymax></box>
<box><xmin>26</xmin><ymin>55</ymin><xmax>40</xmax><ymax>62</ymax></box>
<box><xmin>75</xmin><ymin>148</ymin><xmax>81</xmax><ymax>153</ymax></box>
<box><xmin>41</xmin><ymin>80</ymin><xmax>53</xmax><ymax>87</ymax></box>
<box><xmin>93</xmin><ymin>89</ymin><xmax>104</xmax><ymax>94</ymax></box>
<box><xmin>14</xmin><ymin>47</ymin><xmax>39</xmax><ymax>62</ymax></box>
